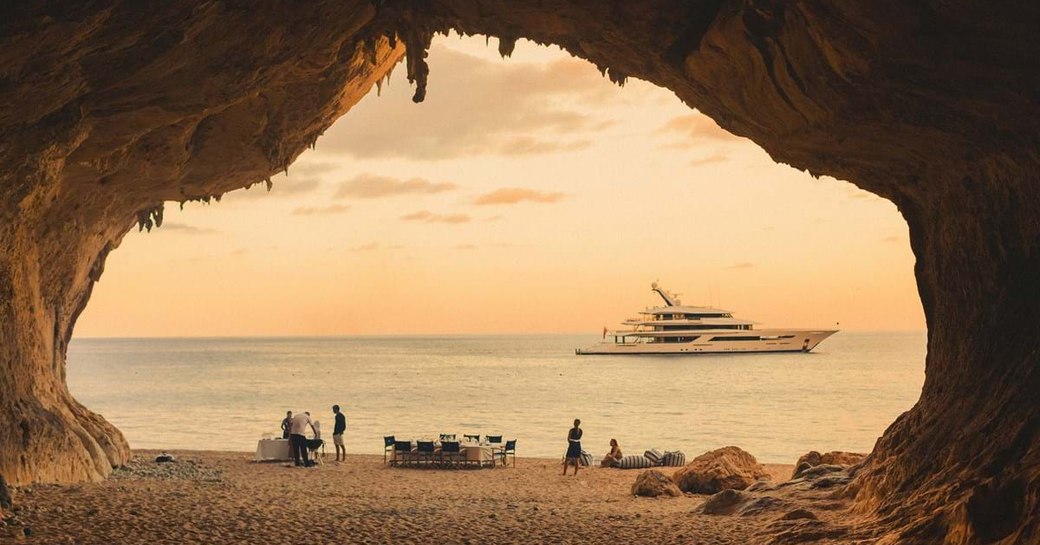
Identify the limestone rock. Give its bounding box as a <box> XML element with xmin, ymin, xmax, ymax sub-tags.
<box><xmin>746</xmin><ymin>479</ymin><xmax>774</xmax><ymax>493</ymax></box>
<box><xmin>0</xmin><ymin>474</ymin><xmax>10</xmax><ymax>509</ymax></box>
<box><xmin>798</xmin><ymin>464</ymin><xmax>845</xmax><ymax>480</ymax></box>
<box><xmin>672</xmin><ymin>446</ymin><xmax>768</xmax><ymax>494</ymax></box>
<box><xmin>736</xmin><ymin>496</ymin><xmax>785</xmax><ymax>517</ymax></box>
<box><xmin>630</xmin><ymin>469</ymin><xmax>681</xmax><ymax>498</ymax></box>
<box><xmin>701</xmin><ymin>489</ymin><xmax>753</xmax><ymax>515</ymax></box>
<box><xmin>792</xmin><ymin>462</ymin><xmax>814</xmax><ymax>480</ymax></box>
<box><xmin>781</xmin><ymin>508</ymin><xmax>818</xmax><ymax>521</ymax></box>
<box><xmin>793</xmin><ymin>451</ymin><xmax>865</xmax><ymax>478</ymax></box>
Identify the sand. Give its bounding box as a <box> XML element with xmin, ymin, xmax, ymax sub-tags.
<box><xmin>10</xmin><ymin>450</ymin><xmax>805</xmax><ymax>544</ymax></box>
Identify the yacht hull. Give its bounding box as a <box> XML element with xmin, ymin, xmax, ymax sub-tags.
<box><xmin>575</xmin><ymin>330</ymin><xmax>838</xmax><ymax>355</ymax></box>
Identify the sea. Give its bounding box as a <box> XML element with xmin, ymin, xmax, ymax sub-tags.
<box><xmin>66</xmin><ymin>332</ymin><xmax>925</xmax><ymax>463</ymax></box>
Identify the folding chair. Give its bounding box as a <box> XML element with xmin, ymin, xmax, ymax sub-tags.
<box><xmin>393</xmin><ymin>440</ymin><xmax>414</xmax><ymax>467</ymax></box>
<box><xmin>496</xmin><ymin>440</ymin><xmax>517</xmax><ymax>467</ymax></box>
<box><xmin>416</xmin><ymin>441</ymin><xmax>437</xmax><ymax>468</ymax></box>
<box><xmin>306</xmin><ymin>438</ymin><xmax>325</xmax><ymax>465</ymax></box>
<box><xmin>440</xmin><ymin>441</ymin><xmax>463</xmax><ymax>469</ymax></box>
<box><xmin>383</xmin><ymin>436</ymin><xmax>396</xmax><ymax>465</ymax></box>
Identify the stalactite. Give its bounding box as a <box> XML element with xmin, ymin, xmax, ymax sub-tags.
<box><xmin>607</xmin><ymin>67</ymin><xmax>627</xmax><ymax>87</ymax></box>
<box><xmin>401</xmin><ymin>28</ymin><xmax>433</xmax><ymax>103</ymax></box>
<box><xmin>498</xmin><ymin>35</ymin><xmax>517</xmax><ymax>58</ymax></box>
<box><xmin>135</xmin><ymin>204</ymin><xmax>164</xmax><ymax>232</ymax></box>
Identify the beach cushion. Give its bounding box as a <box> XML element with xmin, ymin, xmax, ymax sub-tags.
<box><xmin>617</xmin><ymin>455</ymin><xmax>654</xmax><ymax>470</ymax></box>
<box><xmin>579</xmin><ymin>450</ymin><xmax>594</xmax><ymax>467</ymax></box>
<box><xmin>644</xmin><ymin>448</ymin><xmax>665</xmax><ymax>466</ymax></box>
<box><xmin>663</xmin><ymin>451</ymin><xmax>686</xmax><ymax>467</ymax></box>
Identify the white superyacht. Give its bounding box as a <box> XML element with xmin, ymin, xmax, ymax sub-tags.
<box><xmin>576</xmin><ymin>283</ymin><xmax>837</xmax><ymax>355</ymax></box>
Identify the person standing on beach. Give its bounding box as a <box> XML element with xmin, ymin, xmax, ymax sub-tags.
<box><xmin>281</xmin><ymin>410</ymin><xmax>292</xmax><ymax>440</ymax></box>
<box><xmin>332</xmin><ymin>405</ymin><xmax>347</xmax><ymax>462</ymax></box>
<box><xmin>563</xmin><ymin>418</ymin><xmax>583</xmax><ymax>476</ymax></box>
<box><xmin>288</xmin><ymin>411</ymin><xmax>317</xmax><ymax>467</ymax></box>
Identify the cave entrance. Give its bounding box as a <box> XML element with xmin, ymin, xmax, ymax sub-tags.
<box><xmin>66</xmin><ymin>36</ymin><xmax>925</xmax><ymax>463</ymax></box>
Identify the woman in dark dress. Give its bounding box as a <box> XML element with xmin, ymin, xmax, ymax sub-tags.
<box><xmin>563</xmin><ymin>418</ymin><xmax>583</xmax><ymax>476</ymax></box>
<box><xmin>281</xmin><ymin>410</ymin><xmax>292</xmax><ymax>440</ymax></box>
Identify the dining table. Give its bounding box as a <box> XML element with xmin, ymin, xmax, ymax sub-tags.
<box><xmin>390</xmin><ymin>440</ymin><xmax>502</xmax><ymax>467</ymax></box>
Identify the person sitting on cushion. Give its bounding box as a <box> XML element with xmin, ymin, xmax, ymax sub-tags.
<box><xmin>601</xmin><ymin>438</ymin><xmax>623</xmax><ymax>467</ymax></box>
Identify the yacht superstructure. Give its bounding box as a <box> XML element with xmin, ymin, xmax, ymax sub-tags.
<box><xmin>575</xmin><ymin>283</ymin><xmax>837</xmax><ymax>355</ymax></box>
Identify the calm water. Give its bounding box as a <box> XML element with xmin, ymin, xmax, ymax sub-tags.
<box><xmin>67</xmin><ymin>332</ymin><xmax>925</xmax><ymax>463</ymax></box>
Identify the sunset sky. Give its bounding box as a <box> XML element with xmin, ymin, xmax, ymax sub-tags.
<box><xmin>75</xmin><ymin>36</ymin><xmax>924</xmax><ymax>338</ymax></box>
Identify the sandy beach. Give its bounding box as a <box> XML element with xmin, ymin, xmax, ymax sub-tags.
<box><xmin>8</xmin><ymin>450</ymin><xmax>808</xmax><ymax>545</ymax></box>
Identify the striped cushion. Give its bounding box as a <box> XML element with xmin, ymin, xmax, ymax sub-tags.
<box><xmin>644</xmin><ymin>448</ymin><xmax>665</xmax><ymax>466</ymax></box>
<box><xmin>663</xmin><ymin>451</ymin><xmax>686</xmax><ymax>467</ymax></box>
<box><xmin>617</xmin><ymin>455</ymin><xmax>654</xmax><ymax>469</ymax></box>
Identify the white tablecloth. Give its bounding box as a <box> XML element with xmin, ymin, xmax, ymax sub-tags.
<box><xmin>254</xmin><ymin>438</ymin><xmax>291</xmax><ymax>461</ymax></box>
<box><xmin>462</xmin><ymin>444</ymin><xmax>494</xmax><ymax>465</ymax></box>
<box><xmin>389</xmin><ymin>442</ymin><xmax>497</xmax><ymax>467</ymax></box>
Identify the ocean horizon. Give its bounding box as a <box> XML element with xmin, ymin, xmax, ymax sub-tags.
<box><xmin>67</xmin><ymin>331</ymin><xmax>926</xmax><ymax>463</ymax></box>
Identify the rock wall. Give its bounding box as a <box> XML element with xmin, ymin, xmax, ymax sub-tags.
<box><xmin>0</xmin><ymin>0</ymin><xmax>405</xmax><ymax>484</ymax></box>
<box><xmin>2</xmin><ymin>1</ymin><xmax>1039</xmax><ymax>543</ymax></box>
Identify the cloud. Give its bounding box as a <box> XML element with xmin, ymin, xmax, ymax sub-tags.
<box><xmin>496</xmin><ymin>137</ymin><xmax>591</xmax><ymax>156</ymax></box>
<box><xmin>726</xmin><ymin>262</ymin><xmax>755</xmax><ymax>270</ymax></box>
<box><xmin>349</xmin><ymin>242</ymin><xmax>405</xmax><ymax>252</ymax></box>
<box><xmin>335</xmin><ymin>174</ymin><xmax>457</xmax><ymax>199</ymax></box>
<box><xmin>159</xmin><ymin>222</ymin><xmax>218</xmax><ymax>235</ymax></box>
<box><xmin>473</xmin><ymin>188</ymin><xmax>566</xmax><ymax>205</ymax></box>
<box><xmin>689</xmin><ymin>152</ymin><xmax>730</xmax><ymax>167</ymax></box>
<box><xmin>658</xmin><ymin>113</ymin><xmax>744</xmax><ymax>149</ymax></box>
<box><xmin>289</xmin><ymin>161</ymin><xmax>338</xmax><ymax>176</ymax></box>
<box><xmin>317</xmin><ymin>43</ymin><xmax>619</xmax><ymax>160</ymax></box>
<box><xmin>291</xmin><ymin>204</ymin><xmax>351</xmax><ymax>215</ymax></box>
<box><xmin>400</xmin><ymin>210</ymin><xmax>471</xmax><ymax>224</ymax></box>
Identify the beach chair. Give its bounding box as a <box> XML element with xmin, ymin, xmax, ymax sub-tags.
<box><xmin>439</xmin><ymin>441</ymin><xmax>464</xmax><ymax>469</ymax></box>
<box><xmin>439</xmin><ymin>433</ymin><xmax>456</xmax><ymax>442</ymax></box>
<box><xmin>416</xmin><ymin>441</ymin><xmax>437</xmax><ymax>468</ymax></box>
<box><xmin>383</xmin><ymin>436</ymin><xmax>395</xmax><ymax>465</ymax></box>
<box><xmin>485</xmin><ymin>435</ymin><xmax>502</xmax><ymax>444</ymax></box>
<box><xmin>496</xmin><ymin>439</ymin><xmax>517</xmax><ymax>467</ymax></box>
<box><xmin>393</xmin><ymin>440</ymin><xmax>414</xmax><ymax>467</ymax></box>
<box><xmin>463</xmin><ymin>434</ymin><xmax>480</xmax><ymax>443</ymax></box>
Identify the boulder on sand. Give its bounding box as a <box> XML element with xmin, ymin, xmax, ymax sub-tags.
<box><xmin>631</xmin><ymin>469</ymin><xmax>682</xmax><ymax>497</ymax></box>
<box><xmin>672</xmin><ymin>446</ymin><xmax>769</xmax><ymax>494</ymax></box>
<box><xmin>792</xmin><ymin>451</ymin><xmax>866</xmax><ymax>478</ymax></box>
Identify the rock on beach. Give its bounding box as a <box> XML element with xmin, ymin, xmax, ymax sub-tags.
<box><xmin>631</xmin><ymin>470</ymin><xmax>682</xmax><ymax>498</ymax></box>
<box><xmin>792</xmin><ymin>451</ymin><xmax>866</xmax><ymax>478</ymax></box>
<box><xmin>672</xmin><ymin>446</ymin><xmax>769</xmax><ymax>494</ymax></box>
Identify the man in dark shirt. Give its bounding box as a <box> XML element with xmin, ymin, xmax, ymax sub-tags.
<box><xmin>332</xmin><ymin>404</ymin><xmax>347</xmax><ymax>462</ymax></box>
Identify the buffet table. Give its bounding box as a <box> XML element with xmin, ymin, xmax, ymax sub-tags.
<box><xmin>254</xmin><ymin>438</ymin><xmax>291</xmax><ymax>461</ymax></box>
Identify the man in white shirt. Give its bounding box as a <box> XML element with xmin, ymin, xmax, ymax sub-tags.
<box><xmin>288</xmin><ymin>411</ymin><xmax>317</xmax><ymax>467</ymax></box>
